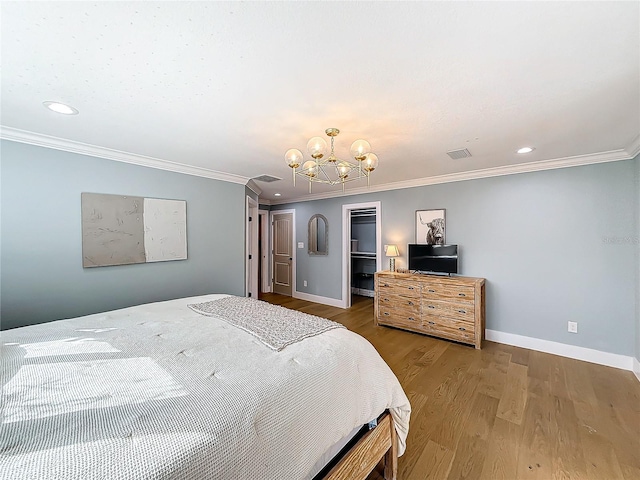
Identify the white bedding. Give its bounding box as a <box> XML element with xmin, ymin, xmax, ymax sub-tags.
<box><xmin>0</xmin><ymin>294</ymin><xmax>410</xmax><ymax>479</ymax></box>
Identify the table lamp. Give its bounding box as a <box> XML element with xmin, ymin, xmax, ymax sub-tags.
<box><xmin>385</xmin><ymin>244</ymin><xmax>400</xmax><ymax>272</ymax></box>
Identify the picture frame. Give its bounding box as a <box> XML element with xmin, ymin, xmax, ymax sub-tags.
<box><xmin>416</xmin><ymin>209</ymin><xmax>446</xmax><ymax>245</ymax></box>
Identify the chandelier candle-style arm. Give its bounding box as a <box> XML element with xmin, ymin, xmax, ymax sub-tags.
<box><xmin>284</xmin><ymin>128</ymin><xmax>379</xmax><ymax>192</ymax></box>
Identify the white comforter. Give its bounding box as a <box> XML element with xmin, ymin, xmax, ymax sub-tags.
<box><xmin>0</xmin><ymin>294</ymin><xmax>410</xmax><ymax>480</ymax></box>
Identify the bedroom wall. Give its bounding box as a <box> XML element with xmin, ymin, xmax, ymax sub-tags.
<box><xmin>273</xmin><ymin>158</ymin><xmax>638</xmax><ymax>357</ymax></box>
<box><xmin>0</xmin><ymin>140</ymin><xmax>246</xmax><ymax>330</ymax></box>
<box><xmin>635</xmin><ymin>155</ymin><xmax>640</xmax><ymax>370</ymax></box>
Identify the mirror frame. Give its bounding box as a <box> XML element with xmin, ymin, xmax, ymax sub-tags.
<box><xmin>308</xmin><ymin>214</ymin><xmax>328</xmax><ymax>256</ymax></box>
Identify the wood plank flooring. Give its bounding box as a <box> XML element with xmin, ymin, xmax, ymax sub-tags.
<box><xmin>259</xmin><ymin>292</ymin><xmax>640</xmax><ymax>480</ymax></box>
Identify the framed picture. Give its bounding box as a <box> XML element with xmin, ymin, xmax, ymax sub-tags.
<box><xmin>416</xmin><ymin>209</ymin><xmax>446</xmax><ymax>245</ymax></box>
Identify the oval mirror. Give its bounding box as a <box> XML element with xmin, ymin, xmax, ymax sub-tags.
<box><xmin>308</xmin><ymin>214</ymin><xmax>328</xmax><ymax>255</ymax></box>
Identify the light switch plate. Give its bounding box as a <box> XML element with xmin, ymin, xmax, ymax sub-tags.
<box><xmin>298</xmin><ymin>242</ymin><xmax>304</xmax><ymax>248</ymax></box>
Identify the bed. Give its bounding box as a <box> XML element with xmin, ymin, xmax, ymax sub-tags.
<box><xmin>0</xmin><ymin>294</ymin><xmax>411</xmax><ymax>479</ymax></box>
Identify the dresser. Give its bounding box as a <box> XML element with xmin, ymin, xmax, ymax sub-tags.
<box><xmin>374</xmin><ymin>271</ymin><xmax>486</xmax><ymax>349</ymax></box>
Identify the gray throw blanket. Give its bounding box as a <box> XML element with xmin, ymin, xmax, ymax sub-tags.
<box><xmin>188</xmin><ymin>297</ymin><xmax>345</xmax><ymax>351</ymax></box>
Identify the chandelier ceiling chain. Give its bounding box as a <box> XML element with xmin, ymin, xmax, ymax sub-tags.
<box><xmin>284</xmin><ymin>128</ymin><xmax>379</xmax><ymax>193</ymax></box>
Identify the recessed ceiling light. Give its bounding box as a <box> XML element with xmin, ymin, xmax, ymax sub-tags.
<box><xmin>517</xmin><ymin>146</ymin><xmax>534</xmax><ymax>154</ymax></box>
<box><xmin>274</xmin><ymin>193</ymin><xmax>282</xmax><ymax>197</ymax></box>
<box><xmin>43</xmin><ymin>101</ymin><xmax>79</xmax><ymax>115</ymax></box>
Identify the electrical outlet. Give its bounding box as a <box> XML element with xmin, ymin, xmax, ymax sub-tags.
<box><xmin>303</xmin><ymin>280</ymin><xmax>307</xmax><ymax>287</ymax></box>
<box><xmin>568</xmin><ymin>321</ymin><xmax>578</xmax><ymax>333</ymax></box>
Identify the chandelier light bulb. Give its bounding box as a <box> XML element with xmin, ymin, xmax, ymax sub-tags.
<box><xmin>363</xmin><ymin>153</ymin><xmax>379</xmax><ymax>172</ymax></box>
<box><xmin>337</xmin><ymin>161</ymin><xmax>351</xmax><ymax>179</ymax></box>
<box><xmin>350</xmin><ymin>139</ymin><xmax>371</xmax><ymax>161</ymax></box>
<box><xmin>307</xmin><ymin>137</ymin><xmax>328</xmax><ymax>159</ymax></box>
<box><xmin>302</xmin><ymin>160</ymin><xmax>318</xmax><ymax>177</ymax></box>
<box><xmin>284</xmin><ymin>148</ymin><xmax>303</xmax><ymax>168</ymax></box>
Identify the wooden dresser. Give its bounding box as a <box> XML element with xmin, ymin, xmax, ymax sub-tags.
<box><xmin>374</xmin><ymin>271</ymin><xmax>486</xmax><ymax>349</ymax></box>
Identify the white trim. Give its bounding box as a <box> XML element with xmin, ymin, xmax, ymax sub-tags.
<box><xmin>293</xmin><ymin>291</ymin><xmax>345</xmax><ymax>309</ymax></box>
<box><xmin>0</xmin><ymin>126</ymin><xmax>250</xmax><ymax>185</ymax></box>
<box><xmin>5</xmin><ymin>126</ymin><xmax>637</xmax><ymax>204</ymax></box>
<box><xmin>486</xmin><ymin>329</ymin><xmax>635</xmax><ymax>372</ymax></box>
<box><xmin>633</xmin><ymin>357</ymin><xmax>640</xmax><ymax>383</ymax></box>
<box><xmin>246</xmin><ymin>179</ymin><xmax>262</xmax><ymax>196</ymax></box>
<box><xmin>270</xmin><ymin>147</ymin><xmax>637</xmax><ymax>205</ymax></box>
<box><xmin>270</xmin><ymin>209</ymin><xmax>296</xmax><ymax>297</ymax></box>
<box><xmin>342</xmin><ymin>201</ymin><xmax>382</xmax><ymax>309</ymax></box>
<box><xmin>245</xmin><ymin>196</ymin><xmax>259</xmax><ymax>299</ymax></box>
<box><xmin>258</xmin><ymin>209</ymin><xmax>271</xmax><ymax>293</ymax></box>
<box><xmin>625</xmin><ymin>133</ymin><xmax>640</xmax><ymax>158</ymax></box>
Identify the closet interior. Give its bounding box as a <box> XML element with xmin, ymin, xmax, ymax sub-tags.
<box><xmin>350</xmin><ymin>208</ymin><xmax>377</xmax><ymax>298</ymax></box>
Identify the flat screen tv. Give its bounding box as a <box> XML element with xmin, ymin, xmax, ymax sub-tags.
<box><xmin>408</xmin><ymin>244</ymin><xmax>458</xmax><ymax>274</ymax></box>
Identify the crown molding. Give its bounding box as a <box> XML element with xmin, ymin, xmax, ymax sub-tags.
<box><xmin>3</xmin><ymin>126</ymin><xmax>636</xmax><ymax>202</ymax></box>
<box><xmin>246</xmin><ymin>179</ymin><xmax>262</xmax><ymax>196</ymax></box>
<box><xmin>0</xmin><ymin>126</ymin><xmax>251</xmax><ymax>185</ymax></box>
<box><xmin>624</xmin><ymin>133</ymin><xmax>640</xmax><ymax>158</ymax></box>
<box><xmin>270</xmin><ymin>146</ymin><xmax>636</xmax><ymax>205</ymax></box>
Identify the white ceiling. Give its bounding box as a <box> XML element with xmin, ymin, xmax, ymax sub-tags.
<box><xmin>2</xmin><ymin>1</ymin><xmax>639</xmax><ymax>203</ymax></box>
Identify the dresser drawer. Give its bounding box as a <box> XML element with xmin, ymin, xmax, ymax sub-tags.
<box><xmin>377</xmin><ymin>278</ymin><xmax>421</xmax><ymax>297</ymax></box>
<box><xmin>377</xmin><ymin>293</ymin><xmax>420</xmax><ymax>311</ymax></box>
<box><xmin>421</xmin><ymin>299</ymin><xmax>475</xmax><ymax>323</ymax></box>
<box><xmin>422</xmin><ymin>284</ymin><xmax>475</xmax><ymax>304</ymax></box>
<box><xmin>378</xmin><ymin>307</ymin><xmax>422</xmax><ymax>330</ymax></box>
<box><xmin>423</xmin><ymin>315</ymin><xmax>475</xmax><ymax>344</ymax></box>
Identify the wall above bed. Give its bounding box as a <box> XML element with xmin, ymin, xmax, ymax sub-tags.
<box><xmin>0</xmin><ymin>140</ymin><xmax>247</xmax><ymax>330</ymax></box>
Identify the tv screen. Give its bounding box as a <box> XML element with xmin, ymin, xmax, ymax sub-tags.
<box><xmin>408</xmin><ymin>244</ymin><xmax>458</xmax><ymax>274</ymax></box>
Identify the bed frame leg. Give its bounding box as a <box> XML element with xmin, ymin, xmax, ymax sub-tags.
<box><xmin>383</xmin><ymin>416</ymin><xmax>397</xmax><ymax>480</ymax></box>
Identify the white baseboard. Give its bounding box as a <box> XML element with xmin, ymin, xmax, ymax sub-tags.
<box><xmin>633</xmin><ymin>357</ymin><xmax>640</xmax><ymax>383</ymax></box>
<box><xmin>293</xmin><ymin>291</ymin><xmax>346</xmax><ymax>309</ymax></box>
<box><xmin>486</xmin><ymin>329</ymin><xmax>635</xmax><ymax>372</ymax></box>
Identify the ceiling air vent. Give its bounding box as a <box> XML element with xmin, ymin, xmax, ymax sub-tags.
<box><xmin>252</xmin><ymin>174</ymin><xmax>282</xmax><ymax>183</ymax></box>
<box><xmin>446</xmin><ymin>148</ymin><xmax>472</xmax><ymax>160</ymax></box>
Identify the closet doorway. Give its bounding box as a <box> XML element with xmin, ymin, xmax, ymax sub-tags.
<box><xmin>341</xmin><ymin>201</ymin><xmax>382</xmax><ymax>308</ymax></box>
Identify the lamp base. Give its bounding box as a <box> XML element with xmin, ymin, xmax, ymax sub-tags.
<box><xmin>390</xmin><ymin>258</ymin><xmax>396</xmax><ymax>272</ymax></box>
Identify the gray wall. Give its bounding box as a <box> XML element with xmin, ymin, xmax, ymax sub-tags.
<box><xmin>1</xmin><ymin>140</ymin><xmax>246</xmax><ymax>330</ymax></box>
<box><xmin>636</xmin><ymin>156</ymin><xmax>640</xmax><ymax>364</ymax></box>
<box><xmin>274</xmin><ymin>158</ymin><xmax>638</xmax><ymax>356</ymax></box>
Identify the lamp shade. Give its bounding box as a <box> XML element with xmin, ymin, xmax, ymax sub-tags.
<box><xmin>385</xmin><ymin>244</ymin><xmax>400</xmax><ymax>257</ymax></box>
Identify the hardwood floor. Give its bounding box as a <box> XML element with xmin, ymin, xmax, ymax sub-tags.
<box><xmin>259</xmin><ymin>292</ymin><xmax>640</xmax><ymax>480</ymax></box>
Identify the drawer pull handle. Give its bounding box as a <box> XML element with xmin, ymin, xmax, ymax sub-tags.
<box><xmin>428</xmin><ymin>289</ymin><xmax>436</xmax><ymax>293</ymax></box>
<box><xmin>428</xmin><ymin>305</ymin><xmax>435</xmax><ymax>309</ymax></box>
<box><xmin>458</xmin><ymin>309</ymin><xmax>467</xmax><ymax>314</ymax></box>
<box><xmin>383</xmin><ymin>283</ymin><xmax>389</xmax><ymax>287</ymax></box>
<box><xmin>383</xmin><ymin>298</ymin><xmax>389</xmax><ymax>302</ymax></box>
<box><xmin>408</xmin><ymin>317</ymin><xmax>415</xmax><ymax>321</ymax></box>
<box><xmin>428</xmin><ymin>321</ymin><xmax>435</xmax><ymax>325</ymax></box>
<box><xmin>407</xmin><ymin>301</ymin><xmax>414</xmax><ymax>306</ymax></box>
<box><xmin>459</xmin><ymin>327</ymin><xmax>466</xmax><ymax>331</ymax></box>
<box><xmin>383</xmin><ymin>312</ymin><xmax>390</xmax><ymax>316</ymax></box>
<box><xmin>407</xmin><ymin>286</ymin><xmax>415</xmax><ymax>290</ymax></box>
<box><xmin>458</xmin><ymin>293</ymin><xmax>466</xmax><ymax>297</ymax></box>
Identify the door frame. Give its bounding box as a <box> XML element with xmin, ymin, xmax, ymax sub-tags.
<box><xmin>270</xmin><ymin>209</ymin><xmax>296</xmax><ymax>296</ymax></box>
<box><xmin>341</xmin><ymin>201</ymin><xmax>382</xmax><ymax>308</ymax></box>
<box><xmin>245</xmin><ymin>196</ymin><xmax>259</xmax><ymax>298</ymax></box>
<box><xmin>258</xmin><ymin>209</ymin><xmax>270</xmax><ymax>293</ymax></box>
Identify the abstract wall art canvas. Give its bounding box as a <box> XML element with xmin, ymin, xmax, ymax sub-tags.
<box><xmin>81</xmin><ymin>193</ymin><xmax>187</xmax><ymax>268</ymax></box>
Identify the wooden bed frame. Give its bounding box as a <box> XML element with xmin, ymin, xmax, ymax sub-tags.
<box><xmin>321</xmin><ymin>411</ymin><xmax>397</xmax><ymax>480</ymax></box>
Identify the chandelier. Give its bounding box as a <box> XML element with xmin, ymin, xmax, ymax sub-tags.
<box><xmin>284</xmin><ymin>128</ymin><xmax>379</xmax><ymax>192</ymax></box>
